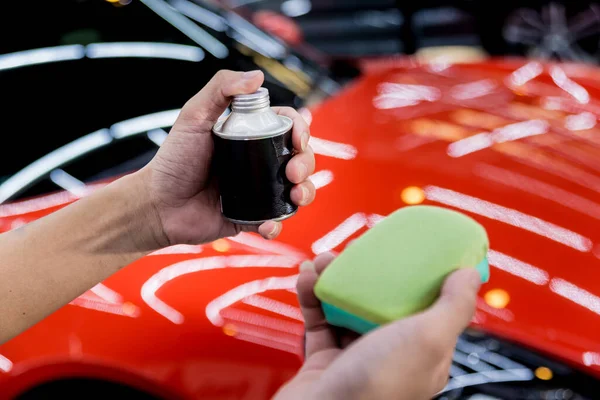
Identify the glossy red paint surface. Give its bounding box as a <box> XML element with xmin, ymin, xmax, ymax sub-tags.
<box><xmin>2</xmin><ymin>58</ymin><xmax>600</xmax><ymax>398</ymax></box>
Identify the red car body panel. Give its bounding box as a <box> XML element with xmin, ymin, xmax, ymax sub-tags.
<box><xmin>2</xmin><ymin>59</ymin><xmax>600</xmax><ymax>398</ymax></box>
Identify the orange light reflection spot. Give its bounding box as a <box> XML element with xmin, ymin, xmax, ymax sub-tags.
<box><xmin>212</xmin><ymin>239</ymin><xmax>230</xmax><ymax>252</ymax></box>
<box><xmin>223</xmin><ymin>324</ymin><xmax>237</xmax><ymax>336</ymax></box>
<box><xmin>535</xmin><ymin>366</ymin><xmax>553</xmax><ymax>381</ymax></box>
<box><xmin>401</xmin><ymin>186</ymin><xmax>425</xmax><ymax>205</ymax></box>
<box><xmin>484</xmin><ymin>289</ymin><xmax>510</xmax><ymax>309</ymax></box>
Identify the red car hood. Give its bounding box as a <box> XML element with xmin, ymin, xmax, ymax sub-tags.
<box><xmin>1</xmin><ymin>59</ymin><xmax>600</xmax><ymax>397</ymax></box>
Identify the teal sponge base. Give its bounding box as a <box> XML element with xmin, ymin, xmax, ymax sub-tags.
<box><xmin>321</xmin><ymin>256</ymin><xmax>489</xmax><ymax>334</ymax></box>
<box><xmin>322</xmin><ymin>302</ymin><xmax>379</xmax><ymax>334</ymax></box>
<box><xmin>476</xmin><ymin>256</ymin><xmax>490</xmax><ymax>283</ymax></box>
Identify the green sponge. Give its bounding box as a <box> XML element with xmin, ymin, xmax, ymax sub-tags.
<box><xmin>314</xmin><ymin>205</ymin><xmax>489</xmax><ymax>334</ymax></box>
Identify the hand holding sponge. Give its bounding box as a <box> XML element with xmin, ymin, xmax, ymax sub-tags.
<box><xmin>314</xmin><ymin>205</ymin><xmax>489</xmax><ymax>334</ymax></box>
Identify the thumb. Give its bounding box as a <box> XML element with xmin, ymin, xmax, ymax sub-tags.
<box><xmin>424</xmin><ymin>268</ymin><xmax>481</xmax><ymax>338</ymax></box>
<box><xmin>177</xmin><ymin>70</ymin><xmax>264</xmax><ymax>129</ymax></box>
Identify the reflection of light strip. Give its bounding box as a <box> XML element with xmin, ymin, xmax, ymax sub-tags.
<box><xmin>91</xmin><ymin>283</ymin><xmax>123</xmax><ymax>304</ymax></box>
<box><xmin>448</xmin><ymin>120</ymin><xmax>548</xmax><ymax>158</ymax></box>
<box><xmin>226</xmin><ymin>11</ymin><xmax>286</xmax><ymax>59</ymax></box>
<box><xmin>309</xmin><ymin>137</ymin><xmax>358</xmax><ymax>160</ymax></box>
<box><xmin>448</xmin><ymin>133</ymin><xmax>492</xmax><ymax>157</ymax></box>
<box><xmin>583</xmin><ymin>352</ymin><xmax>600</xmax><ymax>366</ymax></box>
<box><xmin>227</xmin><ymin>323</ymin><xmax>300</xmax><ymax>348</ymax></box>
<box><xmin>149</xmin><ymin>244</ymin><xmax>203</xmax><ymax>256</ymax></box>
<box><xmin>0</xmin><ymin>129</ymin><xmax>112</xmax><ymax>204</ymax></box>
<box><xmin>449</xmin><ymin>364</ymin><xmax>467</xmax><ymax>377</ymax></box>
<box><xmin>424</xmin><ymin>186</ymin><xmax>593</xmax><ymax>252</ymax></box>
<box><xmin>206</xmin><ymin>275</ymin><xmax>298</xmax><ymax>325</ymax></box>
<box><xmin>170</xmin><ymin>0</ymin><xmax>227</xmax><ymax>32</ymax></box>
<box><xmin>87</xmin><ymin>42</ymin><xmax>204</xmax><ymax>62</ymax></box>
<box><xmin>312</xmin><ymin>213</ymin><xmax>367</xmax><ymax>254</ymax></box>
<box><xmin>476</xmin><ymin>297</ymin><xmax>514</xmax><ymax>321</ymax></box>
<box><xmin>309</xmin><ymin>170</ymin><xmax>333</xmax><ymax>189</ymax></box>
<box><xmin>0</xmin><ymin>44</ymin><xmax>85</xmax><ymax>71</ymax></box>
<box><xmin>0</xmin><ymin>182</ymin><xmax>107</xmax><ymax>217</ymax></box>
<box><xmin>565</xmin><ymin>111</ymin><xmax>596</xmax><ymax>131</ymax></box>
<box><xmin>221</xmin><ymin>308</ymin><xmax>304</xmax><ymax>335</ymax></box>
<box><xmin>475</xmin><ymin>164</ymin><xmax>600</xmax><ymax>221</ymax></box>
<box><xmin>140</xmin><ymin>0</ymin><xmax>229</xmax><ymax>59</ymax></box>
<box><xmin>440</xmin><ymin>369</ymin><xmax>534</xmax><ymax>394</ymax></box>
<box><xmin>508</xmin><ymin>61</ymin><xmax>543</xmax><ymax>86</ymax></box>
<box><xmin>235</xmin><ymin>332</ymin><xmax>300</xmax><ymax>355</ymax></box>
<box><xmin>0</xmin><ymin>354</ymin><xmax>12</xmax><ymax>373</ymax></box>
<box><xmin>143</xmin><ymin>256</ymin><xmax>297</xmax><ymax>324</ymax></box>
<box><xmin>450</xmin><ymin>79</ymin><xmax>496</xmax><ymax>100</ymax></box>
<box><xmin>550</xmin><ymin>66</ymin><xmax>590</xmax><ymax>104</ymax></box>
<box><xmin>69</xmin><ymin>296</ymin><xmax>134</xmax><ymax>317</ymax></box>
<box><xmin>111</xmin><ymin>109</ymin><xmax>180</xmax><ymax>139</ymax></box>
<box><xmin>367</xmin><ymin>213</ymin><xmax>385</xmax><ymax>228</ymax></box>
<box><xmin>488</xmin><ymin>250</ymin><xmax>549</xmax><ymax>285</ymax></box>
<box><xmin>456</xmin><ymin>338</ymin><xmax>529</xmax><ymax>370</ymax></box>
<box><xmin>452</xmin><ymin>351</ymin><xmax>495</xmax><ymax>372</ymax></box>
<box><xmin>147</xmin><ymin>129</ymin><xmax>169</xmax><ymax>146</ymax></box>
<box><xmin>242</xmin><ymin>294</ymin><xmax>303</xmax><ymax>321</ymax></box>
<box><xmin>49</xmin><ymin>169</ymin><xmax>87</xmax><ymax>197</ymax></box>
<box><xmin>550</xmin><ymin>278</ymin><xmax>600</xmax><ymax>315</ymax></box>
<box><xmin>228</xmin><ymin>232</ymin><xmax>306</xmax><ymax>260</ymax></box>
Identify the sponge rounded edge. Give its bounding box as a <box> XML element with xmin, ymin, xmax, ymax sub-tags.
<box><xmin>314</xmin><ymin>205</ymin><xmax>490</xmax><ymax>332</ymax></box>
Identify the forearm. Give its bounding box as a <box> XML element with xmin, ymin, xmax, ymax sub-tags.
<box><xmin>0</xmin><ymin>171</ymin><xmax>163</xmax><ymax>344</ymax></box>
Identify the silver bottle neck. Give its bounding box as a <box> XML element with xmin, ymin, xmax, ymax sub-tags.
<box><xmin>231</xmin><ymin>87</ymin><xmax>270</xmax><ymax>113</ymax></box>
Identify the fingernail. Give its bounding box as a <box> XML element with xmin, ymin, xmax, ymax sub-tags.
<box><xmin>300</xmin><ymin>163</ymin><xmax>308</xmax><ymax>179</ymax></box>
<box><xmin>268</xmin><ymin>222</ymin><xmax>280</xmax><ymax>238</ymax></box>
<box><xmin>299</xmin><ymin>261</ymin><xmax>315</xmax><ymax>272</ymax></box>
<box><xmin>243</xmin><ymin>70</ymin><xmax>261</xmax><ymax>80</ymax></box>
<box><xmin>301</xmin><ymin>132</ymin><xmax>309</xmax><ymax>151</ymax></box>
<box><xmin>300</xmin><ymin>185</ymin><xmax>309</xmax><ymax>204</ymax></box>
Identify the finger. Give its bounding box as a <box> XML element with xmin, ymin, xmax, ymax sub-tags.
<box><xmin>286</xmin><ymin>147</ymin><xmax>315</xmax><ymax>184</ymax></box>
<box><xmin>314</xmin><ymin>252</ymin><xmax>336</xmax><ymax>275</ymax></box>
<box><xmin>424</xmin><ymin>268</ymin><xmax>481</xmax><ymax>338</ymax></box>
<box><xmin>297</xmin><ymin>261</ymin><xmax>338</xmax><ymax>356</ymax></box>
<box><xmin>273</xmin><ymin>106</ymin><xmax>310</xmax><ymax>152</ymax></box>
<box><xmin>178</xmin><ymin>70</ymin><xmax>265</xmax><ymax>128</ymax></box>
<box><xmin>290</xmin><ymin>180</ymin><xmax>316</xmax><ymax>207</ymax></box>
<box><xmin>257</xmin><ymin>220</ymin><xmax>282</xmax><ymax>240</ymax></box>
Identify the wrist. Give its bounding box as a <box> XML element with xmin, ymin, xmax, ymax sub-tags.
<box><xmin>114</xmin><ymin>169</ymin><xmax>170</xmax><ymax>252</ymax></box>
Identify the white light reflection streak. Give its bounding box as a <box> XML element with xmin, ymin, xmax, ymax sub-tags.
<box><xmin>448</xmin><ymin>120</ymin><xmax>549</xmax><ymax>158</ymax></box>
<box><xmin>169</xmin><ymin>0</ymin><xmax>228</xmax><ymax>32</ymax></box>
<box><xmin>206</xmin><ymin>275</ymin><xmax>298</xmax><ymax>326</ymax></box>
<box><xmin>86</xmin><ymin>42</ymin><xmax>204</xmax><ymax>62</ymax></box>
<box><xmin>149</xmin><ymin>244</ymin><xmax>203</xmax><ymax>256</ymax></box>
<box><xmin>508</xmin><ymin>61</ymin><xmax>543</xmax><ymax>86</ymax></box>
<box><xmin>0</xmin><ymin>45</ymin><xmax>85</xmax><ymax>71</ymax></box>
<box><xmin>309</xmin><ymin>137</ymin><xmax>358</xmax><ymax>160</ymax></box>
<box><xmin>583</xmin><ymin>352</ymin><xmax>600</xmax><ymax>367</ymax></box>
<box><xmin>424</xmin><ymin>186</ymin><xmax>593</xmax><ymax>252</ymax></box>
<box><xmin>475</xmin><ymin>164</ymin><xmax>600</xmax><ymax>221</ymax></box>
<box><xmin>439</xmin><ymin>369</ymin><xmax>534</xmax><ymax>394</ymax></box>
<box><xmin>0</xmin><ymin>130</ymin><xmax>112</xmax><ymax>204</ymax></box>
<box><xmin>488</xmin><ymin>250</ymin><xmax>549</xmax><ymax>285</ymax></box>
<box><xmin>0</xmin><ymin>354</ymin><xmax>12</xmax><ymax>373</ymax></box>
<box><xmin>0</xmin><ymin>191</ymin><xmax>78</xmax><ymax>217</ymax></box>
<box><xmin>550</xmin><ymin>66</ymin><xmax>590</xmax><ymax>104</ymax></box>
<box><xmin>450</xmin><ymin>79</ymin><xmax>497</xmax><ymax>100</ymax></box>
<box><xmin>147</xmin><ymin>129</ymin><xmax>169</xmax><ymax>146</ymax></box>
<box><xmin>143</xmin><ymin>256</ymin><xmax>298</xmax><ymax>324</ymax></box>
<box><xmin>373</xmin><ymin>82</ymin><xmax>441</xmax><ymax>109</ymax></box>
<box><xmin>140</xmin><ymin>0</ymin><xmax>229</xmax><ymax>59</ymax></box>
<box><xmin>241</xmin><ymin>294</ymin><xmax>303</xmax><ymax>321</ymax></box>
<box><xmin>312</xmin><ymin>213</ymin><xmax>367</xmax><ymax>254</ymax></box>
<box><xmin>220</xmin><ymin>308</ymin><xmax>304</xmax><ymax>335</ymax></box>
<box><xmin>565</xmin><ymin>111</ymin><xmax>596</xmax><ymax>131</ymax></box>
<box><xmin>49</xmin><ymin>169</ymin><xmax>87</xmax><ymax>197</ymax></box>
<box><xmin>234</xmin><ymin>333</ymin><xmax>300</xmax><ymax>355</ymax></box>
<box><xmin>111</xmin><ymin>109</ymin><xmax>181</xmax><ymax>139</ymax></box>
<box><xmin>550</xmin><ymin>278</ymin><xmax>600</xmax><ymax>315</ymax></box>
<box><xmin>227</xmin><ymin>232</ymin><xmax>306</xmax><ymax>260</ymax></box>
<box><xmin>309</xmin><ymin>170</ymin><xmax>333</xmax><ymax>189</ymax></box>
